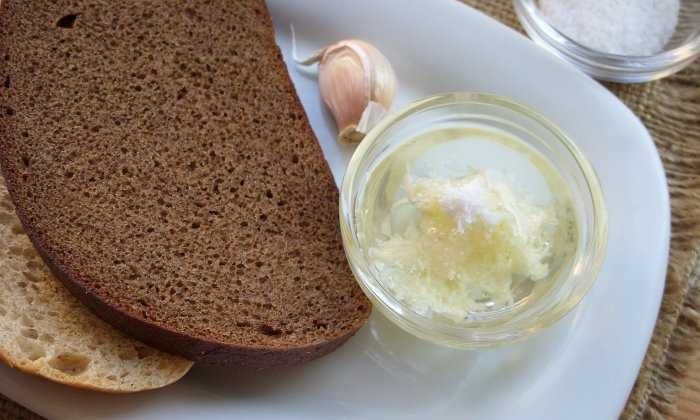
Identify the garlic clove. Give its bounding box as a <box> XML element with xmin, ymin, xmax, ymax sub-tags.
<box><xmin>296</xmin><ymin>38</ymin><xmax>398</xmax><ymax>145</ymax></box>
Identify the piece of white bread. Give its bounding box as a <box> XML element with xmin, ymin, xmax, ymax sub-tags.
<box><xmin>0</xmin><ymin>177</ymin><xmax>193</xmax><ymax>392</ymax></box>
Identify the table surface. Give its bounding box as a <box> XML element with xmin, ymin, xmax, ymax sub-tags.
<box><xmin>673</xmin><ymin>356</ymin><xmax>700</xmax><ymax>419</ymax></box>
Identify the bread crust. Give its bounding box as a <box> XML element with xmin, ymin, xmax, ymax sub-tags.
<box><xmin>0</xmin><ymin>0</ymin><xmax>371</xmax><ymax>368</ymax></box>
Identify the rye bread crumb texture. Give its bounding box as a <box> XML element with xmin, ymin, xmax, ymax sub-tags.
<box><xmin>0</xmin><ymin>0</ymin><xmax>371</xmax><ymax>368</ymax></box>
<box><xmin>0</xmin><ymin>177</ymin><xmax>193</xmax><ymax>392</ymax></box>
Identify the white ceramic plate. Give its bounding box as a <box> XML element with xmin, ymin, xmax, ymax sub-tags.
<box><xmin>0</xmin><ymin>1</ymin><xmax>670</xmax><ymax>419</ymax></box>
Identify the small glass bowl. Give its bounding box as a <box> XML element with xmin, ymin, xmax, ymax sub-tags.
<box><xmin>339</xmin><ymin>92</ymin><xmax>608</xmax><ymax>349</ymax></box>
<box><xmin>513</xmin><ymin>0</ymin><xmax>700</xmax><ymax>82</ymax></box>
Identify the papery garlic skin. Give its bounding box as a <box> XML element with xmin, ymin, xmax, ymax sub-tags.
<box><xmin>298</xmin><ymin>39</ymin><xmax>398</xmax><ymax>145</ymax></box>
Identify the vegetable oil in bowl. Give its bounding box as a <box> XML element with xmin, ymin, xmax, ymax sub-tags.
<box><xmin>355</xmin><ymin>125</ymin><xmax>578</xmax><ymax>323</ymax></box>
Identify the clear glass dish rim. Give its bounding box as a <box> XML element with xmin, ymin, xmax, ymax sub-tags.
<box><xmin>339</xmin><ymin>92</ymin><xmax>608</xmax><ymax>348</ymax></box>
<box><xmin>512</xmin><ymin>0</ymin><xmax>700</xmax><ymax>82</ymax></box>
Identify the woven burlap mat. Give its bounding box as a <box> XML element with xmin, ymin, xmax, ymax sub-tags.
<box><xmin>2</xmin><ymin>1</ymin><xmax>699</xmax><ymax>419</ymax></box>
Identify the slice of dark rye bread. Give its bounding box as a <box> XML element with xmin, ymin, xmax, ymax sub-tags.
<box><xmin>0</xmin><ymin>0</ymin><xmax>371</xmax><ymax>368</ymax></box>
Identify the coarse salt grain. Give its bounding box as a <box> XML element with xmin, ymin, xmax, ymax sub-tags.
<box><xmin>539</xmin><ymin>0</ymin><xmax>680</xmax><ymax>56</ymax></box>
<box><xmin>439</xmin><ymin>173</ymin><xmax>504</xmax><ymax>229</ymax></box>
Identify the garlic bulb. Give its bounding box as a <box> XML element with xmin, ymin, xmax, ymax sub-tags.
<box><xmin>297</xmin><ymin>39</ymin><xmax>398</xmax><ymax>145</ymax></box>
